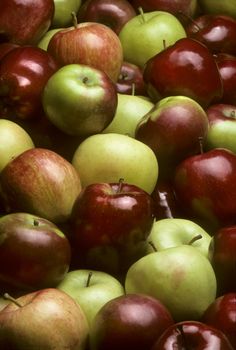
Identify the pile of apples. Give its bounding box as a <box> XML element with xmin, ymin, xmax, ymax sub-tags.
<box><xmin>0</xmin><ymin>0</ymin><xmax>236</xmax><ymax>349</ymax></box>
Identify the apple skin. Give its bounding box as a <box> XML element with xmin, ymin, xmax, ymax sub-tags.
<box><xmin>205</xmin><ymin>103</ymin><xmax>236</xmax><ymax>153</ymax></box>
<box><xmin>0</xmin><ymin>212</ymin><xmax>71</xmax><ymax>293</ymax></box>
<box><xmin>42</xmin><ymin>64</ymin><xmax>118</xmax><ymax>136</ymax></box>
<box><xmin>0</xmin><ymin>288</ymin><xmax>89</xmax><ymax>350</ymax></box>
<box><xmin>173</xmin><ymin>148</ymin><xmax>236</xmax><ymax>232</ymax></box>
<box><xmin>77</xmin><ymin>0</ymin><xmax>136</xmax><ymax>35</ymax></box>
<box><xmin>57</xmin><ymin>269</ymin><xmax>125</xmax><ymax>328</ymax></box>
<box><xmin>89</xmin><ymin>293</ymin><xmax>174</xmax><ymax>350</ymax></box>
<box><xmin>0</xmin><ymin>43</ymin><xmax>19</xmax><ymax>61</ymax></box>
<box><xmin>72</xmin><ymin>133</ymin><xmax>159</xmax><ymax>194</ymax></box>
<box><xmin>119</xmin><ymin>10</ymin><xmax>186</xmax><ymax>68</ymax></box>
<box><xmin>52</xmin><ymin>0</ymin><xmax>82</xmax><ymax>28</ymax></box>
<box><xmin>215</xmin><ymin>53</ymin><xmax>236</xmax><ymax>105</ymax></box>
<box><xmin>201</xmin><ymin>293</ymin><xmax>236</xmax><ymax>349</ymax></box>
<box><xmin>0</xmin><ymin>46</ymin><xmax>59</xmax><ymax>120</ymax></box>
<box><xmin>37</xmin><ymin>28</ymin><xmax>63</xmax><ymax>51</ymax></box>
<box><xmin>208</xmin><ymin>225</ymin><xmax>236</xmax><ymax>296</ymax></box>
<box><xmin>69</xmin><ymin>181</ymin><xmax>155</xmax><ymax>276</ymax></box>
<box><xmin>0</xmin><ymin>119</ymin><xmax>35</xmax><ymax>173</ymax></box>
<box><xmin>151</xmin><ymin>320</ymin><xmax>234</xmax><ymax>349</ymax></box>
<box><xmin>0</xmin><ymin>148</ymin><xmax>82</xmax><ymax>224</ymax></box>
<box><xmin>198</xmin><ymin>0</ymin><xmax>236</xmax><ymax>19</ymax></box>
<box><xmin>47</xmin><ymin>21</ymin><xmax>123</xmax><ymax>82</ymax></box>
<box><xmin>143</xmin><ymin>37</ymin><xmax>223</xmax><ymax>108</ymax></box>
<box><xmin>0</xmin><ymin>0</ymin><xmax>55</xmax><ymax>45</ymax></box>
<box><xmin>116</xmin><ymin>61</ymin><xmax>147</xmax><ymax>96</ymax></box>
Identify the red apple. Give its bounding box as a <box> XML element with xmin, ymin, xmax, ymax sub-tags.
<box><xmin>0</xmin><ymin>0</ymin><xmax>54</xmax><ymax>45</ymax></box>
<box><xmin>116</xmin><ymin>61</ymin><xmax>147</xmax><ymax>96</ymax></box>
<box><xmin>215</xmin><ymin>53</ymin><xmax>236</xmax><ymax>105</ymax></box>
<box><xmin>201</xmin><ymin>293</ymin><xmax>236</xmax><ymax>349</ymax></box>
<box><xmin>0</xmin><ymin>43</ymin><xmax>19</xmax><ymax>61</ymax></box>
<box><xmin>77</xmin><ymin>0</ymin><xmax>136</xmax><ymax>34</ymax></box>
<box><xmin>0</xmin><ymin>212</ymin><xmax>71</xmax><ymax>293</ymax></box>
<box><xmin>0</xmin><ymin>148</ymin><xmax>82</xmax><ymax>224</ymax></box>
<box><xmin>89</xmin><ymin>293</ymin><xmax>174</xmax><ymax>350</ymax></box>
<box><xmin>143</xmin><ymin>37</ymin><xmax>223</xmax><ymax>108</ymax></box>
<box><xmin>0</xmin><ymin>46</ymin><xmax>59</xmax><ymax>120</ymax></box>
<box><xmin>47</xmin><ymin>21</ymin><xmax>123</xmax><ymax>82</ymax></box>
<box><xmin>69</xmin><ymin>181</ymin><xmax>155</xmax><ymax>276</ymax></box>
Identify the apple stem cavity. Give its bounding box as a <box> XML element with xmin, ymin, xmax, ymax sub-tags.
<box><xmin>3</xmin><ymin>293</ymin><xmax>23</xmax><ymax>307</ymax></box>
<box><xmin>188</xmin><ymin>234</ymin><xmax>202</xmax><ymax>245</ymax></box>
<box><xmin>138</xmin><ymin>7</ymin><xmax>146</xmax><ymax>23</ymax></box>
<box><xmin>33</xmin><ymin>219</ymin><xmax>39</xmax><ymax>226</ymax></box>
<box><xmin>148</xmin><ymin>240</ymin><xmax>157</xmax><ymax>252</ymax></box>
<box><xmin>86</xmin><ymin>271</ymin><xmax>93</xmax><ymax>287</ymax></box>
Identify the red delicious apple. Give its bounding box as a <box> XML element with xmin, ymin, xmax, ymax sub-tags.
<box><xmin>0</xmin><ymin>46</ymin><xmax>59</xmax><ymax>120</ymax></box>
<box><xmin>89</xmin><ymin>293</ymin><xmax>174</xmax><ymax>350</ymax></box>
<box><xmin>77</xmin><ymin>0</ymin><xmax>136</xmax><ymax>34</ymax></box>
<box><xmin>186</xmin><ymin>14</ymin><xmax>236</xmax><ymax>56</ymax></box>
<box><xmin>0</xmin><ymin>0</ymin><xmax>54</xmax><ymax>45</ymax></box>
<box><xmin>151</xmin><ymin>320</ymin><xmax>234</xmax><ymax>349</ymax></box>
<box><xmin>69</xmin><ymin>181</ymin><xmax>155</xmax><ymax>276</ymax></box>
<box><xmin>0</xmin><ymin>212</ymin><xmax>71</xmax><ymax>293</ymax></box>
<box><xmin>143</xmin><ymin>37</ymin><xmax>223</xmax><ymax>108</ymax></box>
<box><xmin>0</xmin><ymin>148</ymin><xmax>82</xmax><ymax>224</ymax></box>
<box><xmin>116</xmin><ymin>61</ymin><xmax>147</xmax><ymax>96</ymax></box>
<box><xmin>173</xmin><ymin>148</ymin><xmax>236</xmax><ymax>233</ymax></box>
<box><xmin>47</xmin><ymin>20</ymin><xmax>123</xmax><ymax>82</ymax></box>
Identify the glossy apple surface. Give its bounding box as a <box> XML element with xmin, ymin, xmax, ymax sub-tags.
<box><xmin>215</xmin><ymin>53</ymin><xmax>236</xmax><ymax>105</ymax></box>
<box><xmin>116</xmin><ymin>61</ymin><xmax>147</xmax><ymax>96</ymax></box>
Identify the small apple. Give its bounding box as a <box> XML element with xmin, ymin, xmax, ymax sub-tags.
<box><xmin>116</xmin><ymin>61</ymin><xmax>147</xmax><ymax>96</ymax></box>
<box><xmin>198</xmin><ymin>0</ymin><xmax>236</xmax><ymax>19</ymax></box>
<box><xmin>52</xmin><ymin>0</ymin><xmax>82</xmax><ymax>28</ymax></box>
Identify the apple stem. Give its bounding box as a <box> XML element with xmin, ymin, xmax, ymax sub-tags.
<box><xmin>117</xmin><ymin>178</ymin><xmax>124</xmax><ymax>193</ymax></box>
<box><xmin>86</xmin><ymin>271</ymin><xmax>93</xmax><ymax>287</ymax></box>
<box><xmin>188</xmin><ymin>234</ymin><xmax>202</xmax><ymax>245</ymax></box>
<box><xmin>131</xmin><ymin>83</ymin><xmax>135</xmax><ymax>96</ymax></box>
<box><xmin>71</xmin><ymin>11</ymin><xmax>78</xmax><ymax>28</ymax></box>
<box><xmin>198</xmin><ymin>136</ymin><xmax>204</xmax><ymax>154</ymax></box>
<box><xmin>148</xmin><ymin>240</ymin><xmax>157</xmax><ymax>252</ymax></box>
<box><xmin>163</xmin><ymin>39</ymin><xmax>167</xmax><ymax>50</ymax></box>
<box><xmin>3</xmin><ymin>293</ymin><xmax>23</xmax><ymax>307</ymax></box>
<box><xmin>231</xmin><ymin>110</ymin><xmax>236</xmax><ymax>118</ymax></box>
<box><xmin>138</xmin><ymin>7</ymin><xmax>146</xmax><ymax>23</ymax></box>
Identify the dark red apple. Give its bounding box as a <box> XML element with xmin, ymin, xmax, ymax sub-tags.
<box><xmin>201</xmin><ymin>293</ymin><xmax>236</xmax><ymax>349</ymax></box>
<box><xmin>116</xmin><ymin>61</ymin><xmax>147</xmax><ymax>96</ymax></box>
<box><xmin>77</xmin><ymin>0</ymin><xmax>136</xmax><ymax>35</ymax></box>
<box><xmin>0</xmin><ymin>43</ymin><xmax>19</xmax><ymax>61</ymax></box>
<box><xmin>89</xmin><ymin>293</ymin><xmax>174</xmax><ymax>350</ymax></box>
<box><xmin>0</xmin><ymin>0</ymin><xmax>54</xmax><ymax>45</ymax></box>
<box><xmin>0</xmin><ymin>46</ymin><xmax>59</xmax><ymax>120</ymax></box>
<box><xmin>151</xmin><ymin>320</ymin><xmax>234</xmax><ymax>349</ymax></box>
<box><xmin>143</xmin><ymin>37</ymin><xmax>223</xmax><ymax>108</ymax></box>
<box><xmin>69</xmin><ymin>181</ymin><xmax>155</xmax><ymax>276</ymax></box>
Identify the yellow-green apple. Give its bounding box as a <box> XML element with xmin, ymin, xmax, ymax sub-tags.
<box><xmin>47</xmin><ymin>21</ymin><xmax>123</xmax><ymax>82</ymax></box>
<box><xmin>146</xmin><ymin>218</ymin><xmax>211</xmax><ymax>257</ymax></box>
<box><xmin>69</xmin><ymin>181</ymin><xmax>155</xmax><ymax>276</ymax></box>
<box><xmin>52</xmin><ymin>0</ymin><xmax>82</xmax><ymax>28</ymax></box>
<box><xmin>0</xmin><ymin>148</ymin><xmax>82</xmax><ymax>224</ymax></box>
<box><xmin>0</xmin><ymin>212</ymin><xmax>71</xmax><ymax>293</ymax></box>
<box><xmin>57</xmin><ymin>269</ymin><xmax>125</xmax><ymax>327</ymax></box>
<box><xmin>0</xmin><ymin>0</ymin><xmax>54</xmax><ymax>45</ymax></box>
<box><xmin>42</xmin><ymin>64</ymin><xmax>118</xmax><ymax>136</ymax></box>
<box><xmin>116</xmin><ymin>61</ymin><xmax>147</xmax><ymax>96</ymax></box>
<box><xmin>119</xmin><ymin>10</ymin><xmax>186</xmax><ymax>68</ymax></box>
<box><xmin>125</xmin><ymin>245</ymin><xmax>217</xmax><ymax>321</ymax></box>
<box><xmin>198</xmin><ymin>0</ymin><xmax>236</xmax><ymax>19</ymax></box>
<box><xmin>0</xmin><ymin>288</ymin><xmax>89</xmax><ymax>350</ymax></box>
<box><xmin>89</xmin><ymin>293</ymin><xmax>174</xmax><ymax>350</ymax></box>
<box><xmin>72</xmin><ymin>133</ymin><xmax>159</xmax><ymax>194</ymax></box>
<box><xmin>143</xmin><ymin>38</ymin><xmax>223</xmax><ymax>108</ymax></box>
<box><xmin>0</xmin><ymin>119</ymin><xmax>34</xmax><ymax>172</ymax></box>
<box><xmin>37</xmin><ymin>28</ymin><xmax>62</xmax><ymax>51</ymax></box>
<box><xmin>102</xmin><ymin>93</ymin><xmax>154</xmax><ymax>137</ymax></box>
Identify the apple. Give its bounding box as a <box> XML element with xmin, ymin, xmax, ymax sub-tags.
<box><xmin>173</xmin><ymin>148</ymin><xmax>236</xmax><ymax>232</ymax></box>
<box><xmin>69</xmin><ymin>181</ymin><xmax>155</xmax><ymax>276</ymax></box>
<box><xmin>119</xmin><ymin>9</ymin><xmax>186</xmax><ymax>68</ymax></box>
<box><xmin>151</xmin><ymin>320</ymin><xmax>234</xmax><ymax>349</ymax></box>
<box><xmin>0</xmin><ymin>148</ymin><xmax>82</xmax><ymax>224</ymax></box>
<box><xmin>52</xmin><ymin>0</ymin><xmax>82</xmax><ymax>28</ymax></box>
<box><xmin>125</xmin><ymin>245</ymin><xmax>217</xmax><ymax>321</ymax></box>
<box><xmin>215</xmin><ymin>53</ymin><xmax>236</xmax><ymax>106</ymax></box>
<box><xmin>72</xmin><ymin>133</ymin><xmax>159</xmax><ymax>194</ymax></box>
<box><xmin>42</xmin><ymin>63</ymin><xmax>118</xmax><ymax>136</ymax></box>
<box><xmin>0</xmin><ymin>0</ymin><xmax>54</xmax><ymax>45</ymax></box>
<box><xmin>116</xmin><ymin>61</ymin><xmax>147</xmax><ymax>96</ymax></box>
<box><xmin>57</xmin><ymin>269</ymin><xmax>125</xmax><ymax>327</ymax></box>
<box><xmin>198</xmin><ymin>0</ymin><xmax>236</xmax><ymax>19</ymax></box>
<box><xmin>37</xmin><ymin>28</ymin><xmax>63</xmax><ymax>51</ymax></box>
<box><xmin>102</xmin><ymin>93</ymin><xmax>154</xmax><ymax>137</ymax></box>
<box><xmin>208</xmin><ymin>225</ymin><xmax>236</xmax><ymax>296</ymax></box>
<box><xmin>143</xmin><ymin>37</ymin><xmax>223</xmax><ymax>108</ymax></box>
<box><xmin>77</xmin><ymin>0</ymin><xmax>136</xmax><ymax>34</ymax></box>
<box><xmin>0</xmin><ymin>288</ymin><xmax>89</xmax><ymax>349</ymax></box>
<box><xmin>89</xmin><ymin>293</ymin><xmax>174</xmax><ymax>350</ymax></box>
<box><xmin>0</xmin><ymin>46</ymin><xmax>59</xmax><ymax>120</ymax></box>
<box><xmin>205</xmin><ymin>103</ymin><xmax>236</xmax><ymax>153</ymax></box>
<box><xmin>135</xmin><ymin>95</ymin><xmax>209</xmax><ymax>179</ymax></box>
<box><xmin>47</xmin><ymin>20</ymin><xmax>123</xmax><ymax>82</ymax></box>
<box><xmin>146</xmin><ymin>218</ymin><xmax>212</xmax><ymax>258</ymax></box>
<box><xmin>0</xmin><ymin>42</ymin><xmax>19</xmax><ymax>61</ymax></box>
<box><xmin>0</xmin><ymin>119</ymin><xmax>34</xmax><ymax>172</ymax></box>
<box><xmin>201</xmin><ymin>293</ymin><xmax>236</xmax><ymax>349</ymax></box>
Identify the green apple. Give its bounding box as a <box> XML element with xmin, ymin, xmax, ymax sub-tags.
<box><xmin>102</xmin><ymin>93</ymin><xmax>154</xmax><ymax>137</ymax></box>
<box><xmin>119</xmin><ymin>10</ymin><xmax>186</xmax><ymax>68</ymax></box>
<box><xmin>57</xmin><ymin>269</ymin><xmax>125</xmax><ymax>328</ymax></box>
<box><xmin>37</xmin><ymin>28</ymin><xmax>62</xmax><ymax>51</ymax></box>
<box><xmin>146</xmin><ymin>218</ymin><xmax>212</xmax><ymax>258</ymax></box>
<box><xmin>198</xmin><ymin>0</ymin><xmax>236</xmax><ymax>18</ymax></box>
<box><xmin>0</xmin><ymin>119</ymin><xmax>34</xmax><ymax>172</ymax></box>
<box><xmin>52</xmin><ymin>0</ymin><xmax>82</xmax><ymax>28</ymax></box>
<box><xmin>125</xmin><ymin>245</ymin><xmax>217</xmax><ymax>321</ymax></box>
<box><xmin>72</xmin><ymin>133</ymin><xmax>159</xmax><ymax>194</ymax></box>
